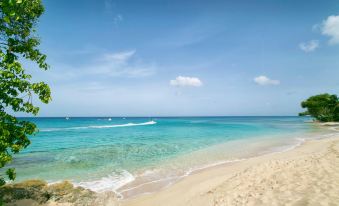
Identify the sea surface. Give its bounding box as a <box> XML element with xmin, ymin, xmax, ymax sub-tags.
<box><xmin>4</xmin><ymin>116</ymin><xmax>337</xmax><ymax>198</ymax></box>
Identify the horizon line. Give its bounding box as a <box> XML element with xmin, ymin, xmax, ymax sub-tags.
<box><xmin>17</xmin><ymin>115</ymin><xmax>305</xmax><ymax>118</ymax></box>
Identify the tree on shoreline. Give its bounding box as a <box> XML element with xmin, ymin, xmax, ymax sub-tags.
<box><xmin>299</xmin><ymin>93</ymin><xmax>339</xmax><ymax>122</ymax></box>
<box><xmin>0</xmin><ymin>0</ymin><xmax>51</xmax><ymax>185</ymax></box>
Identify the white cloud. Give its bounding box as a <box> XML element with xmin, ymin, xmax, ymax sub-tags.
<box><xmin>170</xmin><ymin>76</ymin><xmax>202</xmax><ymax>87</ymax></box>
<box><xmin>103</xmin><ymin>50</ymin><xmax>135</xmax><ymax>63</ymax></box>
<box><xmin>299</xmin><ymin>40</ymin><xmax>319</xmax><ymax>52</ymax></box>
<box><xmin>88</xmin><ymin>50</ymin><xmax>155</xmax><ymax>77</ymax></box>
<box><xmin>254</xmin><ymin>75</ymin><xmax>280</xmax><ymax>86</ymax></box>
<box><xmin>321</xmin><ymin>15</ymin><xmax>339</xmax><ymax>44</ymax></box>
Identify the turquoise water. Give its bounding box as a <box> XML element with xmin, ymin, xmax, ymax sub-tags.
<box><xmin>3</xmin><ymin>116</ymin><xmax>334</xmax><ymax>197</ymax></box>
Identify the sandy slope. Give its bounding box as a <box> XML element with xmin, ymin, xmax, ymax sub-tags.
<box><xmin>123</xmin><ymin>136</ymin><xmax>339</xmax><ymax>206</ymax></box>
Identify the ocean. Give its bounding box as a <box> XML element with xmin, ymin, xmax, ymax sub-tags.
<box><xmin>4</xmin><ymin>116</ymin><xmax>336</xmax><ymax>198</ymax></box>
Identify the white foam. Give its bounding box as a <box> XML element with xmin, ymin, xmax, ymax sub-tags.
<box><xmin>89</xmin><ymin>121</ymin><xmax>156</xmax><ymax>129</ymax></box>
<box><xmin>74</xmin><ymin>170</ymin><xmax>135</xmax><ymax>195</ymax></box>
<box><xmin>328</xmin><ymin>126</ymin><xmax>339</xmax><ymax>132</ymax></box>
<box><xmin>40</xmin><ymin>121</ymin><xmax>157</xmax><ymax>132</ymax></box>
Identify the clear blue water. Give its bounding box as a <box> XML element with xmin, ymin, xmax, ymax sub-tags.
<box><xmin>3</xmin><ymin>116</ymin><xmax>333</xmax><ymax>197</ymax></box>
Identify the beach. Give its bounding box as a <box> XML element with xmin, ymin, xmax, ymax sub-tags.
<box><xmin>1</xmin><ymin>0</ymin><xmax>338</xmax><ymax>205</ymax></box>
<box><xmin>123</xmin><ymin>135</ymin><xmax>339</xmax><ymax>206</ymax></box>
<box><xmin>2</xmin><ymin>133</ymin><xmax>338</xmax><ymax>205</ymax></box>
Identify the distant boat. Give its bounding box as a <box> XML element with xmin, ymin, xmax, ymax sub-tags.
<box><xmin>108</xmin><ymin>118</ymin><xmax>112</xmax><ymax>121</ymax></box>
<box><xmin>122</xmin><ymin>117</ymin><xmax>126</xmax><ymax>119</ymax></box>
<box><xmin>65</xmin><ymin>117</ymin><xmax>70</xmax><ymax>120</ymax></box>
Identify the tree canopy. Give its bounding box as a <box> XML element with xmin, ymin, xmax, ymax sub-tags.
<box><xmin>299</xmin><ymin>93</ymin><xmax>339</xmax><ymax>122</ymax></box>
<box><xmin>0</xmin><ymin>0</ymin><xmax>51</xmax><ymax>185</ymax></box>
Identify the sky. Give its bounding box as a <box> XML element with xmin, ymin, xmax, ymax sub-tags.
<box><xmin>24</xmin><ymin>0</ymin><xmax>339</xmax><ymax>116</ymax></box>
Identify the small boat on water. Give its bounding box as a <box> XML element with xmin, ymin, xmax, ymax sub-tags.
<box><xmin>108</xmin><ymin>118</ymin><xmax>112</xmax><ymax>121</ymax></box>
<box><xmin>65</xmin><ymin>117</ymin><xmax>70</xmax><ymax>120</ymax></box>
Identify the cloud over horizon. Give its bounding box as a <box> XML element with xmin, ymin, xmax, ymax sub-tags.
<box><xmin>170</xmin><ymin>76</ymin><xmax>203</xmax><ymax>87</ymax></box>
<box><xmin>254</xmin><ymin>75</ymin><xmax>280</xmax><ymax>86</ymax></box>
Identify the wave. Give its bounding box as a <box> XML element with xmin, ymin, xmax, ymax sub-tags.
<box><xmin>69</xmin><ymin>158</ymin><xmax>247</xmax><ymax>199</ymax></box>
<box><xmin>74</xmin><ymin>170</ymin><xmax>135</xmax><ymax>196</ymax></box>
<box><xmin>40</xmin><ymin>121</ymin><xmax>157</xmax><ymax>132</ymax></box>
<box><xmin>88</xmin><ymin>121</ymin><xmax>156</xmax><ymax>129</ymax></box>
<box><xmin>328</xmin><ymin>126</ymin><xmax>339</xmax><ymax>132</ymax></box>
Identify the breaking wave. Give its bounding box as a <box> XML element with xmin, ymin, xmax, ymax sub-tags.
<box><xmin>73</xmin><ymin>170</ymin><xmax>135</xmax><ymax>196</ymax></box>
<box><xmin>41</xmin><ymin>121</ymin><xmax>157</xmax><ymax>132</ymax></box>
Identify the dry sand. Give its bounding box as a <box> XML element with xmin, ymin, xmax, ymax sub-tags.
<box><xmin>123</xmin><ymin>136</ymin><xmax>339</xmax><ymax>206</ymax></box>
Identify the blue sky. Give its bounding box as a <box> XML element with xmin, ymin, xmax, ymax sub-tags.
<box><xmin>26</xmin><ymin>0</ymin><xmax>339</xmax><ymax>116</ymax></box>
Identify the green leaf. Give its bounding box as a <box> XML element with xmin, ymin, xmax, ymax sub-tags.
<box><xmin>6</xmin><ymin>168</ymin><xmax>16</xmax><ymax>180</ymax></box>
<box><xmin>4</xmin><ymin>16</ymin><xmax>10</xmax><ymax>23</ymax></box>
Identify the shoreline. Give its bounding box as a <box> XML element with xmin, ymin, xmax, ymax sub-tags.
<box><xmin>117</xmin><ymin>135</ymin><xmax>307</xmax><ymax>199</ymax></box>
<box><xmin>45</xmin><ymin>131</ymin><xmax>313</xmax><ymax>198</ymax></box>
<box><xmin>122</xmin><ymin>134</ymin><xmax>339</xmax><ymax>206</ymax></box>
<box><xmin>1</xmin><ymin>132</ymin><xmax>338</xmax><ymax>205</ymax></box>
<box><xmin>115</xmin><ymin>130</ymin><xmax>331</xmax><ymax>199</ymax></box>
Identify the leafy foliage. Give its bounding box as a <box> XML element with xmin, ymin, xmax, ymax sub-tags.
<box><xmin>299</xmin><ymin>93</ymin><xmax>339</xmax><ymax>122</ymax></box>
<box><xmin>0</xmin><ymin>0</ymin><xmax>51</xmax><ymax>185</ymax></box>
